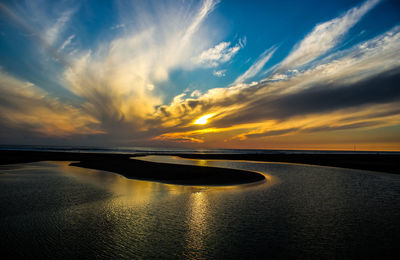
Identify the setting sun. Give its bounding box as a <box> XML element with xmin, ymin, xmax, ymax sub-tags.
<box><xmin>194</xmin><ymin>114</ymin><xmax>214</xmax><ymax>125</ymax></box>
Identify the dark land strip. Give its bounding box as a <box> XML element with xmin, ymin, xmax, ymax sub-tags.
<box><xmin>176</xmin><ymin>153</ymin><xmax>400</xmax><ymax>174</ymax></box>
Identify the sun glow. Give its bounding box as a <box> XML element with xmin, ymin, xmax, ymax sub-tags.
<box><xmin>194</xmin><ymin>114</ymin><xmax>214</xmax><ymax>125</ymax></box>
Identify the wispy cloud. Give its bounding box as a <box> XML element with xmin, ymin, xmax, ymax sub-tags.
<box><xmin>279</xmin><ymin>0</ymin><xmax>380</xmax><ymax>70</ymax></box>
<box><xmin>44</xmin><ymin>9</ymin><xmax>75</xmax><ymax>45</ymax></box>
<box><xmin>111</xmin><ymin>23</ymin><xmax>125</xmax><ymax>30</ymax></box>
<box><xmin>181</xmin><ymin>0</ymin><xmax>218</xmax><ymax>46</ymax></box>
<box><xmin>0</xmin><ymin>2</ymin><xmax>74</xmax><ymax>67</ymax></box>
<box><xmin>234</xmin><ymin>46</ymin><xmax>277</xmax><ymax>84</ymax></box>
<box><xmin>58</xmin><ymin>34</ymin><xmax>75</xmax><ymax>52</ymax></box>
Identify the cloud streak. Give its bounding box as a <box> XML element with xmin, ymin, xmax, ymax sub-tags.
<box><xmin>279</xmin><ymin>0</ymin><xmax>380</xmax><ymax>70</ymax></box>
<box><xmin>44</xmin><ymin>9</ymin><xmax>75</xmax><ymax>45</ymax></box>
<box><xmin>59</xmin><ymin>34</ymin><xmax>75</xmax><ymax>52</ymax></box>
<box><xmin>234</xmin><ymin>46</ymin><xmax>277</xmax><ymax>84</ymax></box>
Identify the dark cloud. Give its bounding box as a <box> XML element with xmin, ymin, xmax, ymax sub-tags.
<box><xmin>337</xmin><ymin>107</ymin><xmax>400</xmax><ymax>123</ymax></box>
<box><xmin>213</xmin><ymin>68</ymin><xmax>400</xmax><ymax>128</ymax></box>
<box><xmin>244</xmin><ymin>128</ymin><xmax>300</xmax><ymax>139</ymax></box>
<box><xmin>302</xmin><ymin>121</ymin><xmax>381</xmax><ymax>133</ymax></box>
<box><xmin>240</xmin><ymin>121</ymin><xmax>383</xmax><ymax>140</ymax></box>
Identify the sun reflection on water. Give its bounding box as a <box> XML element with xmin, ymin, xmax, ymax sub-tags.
<box><xmin>185</xmin><ymin>191</ymin><xmax>210</xmax><ymax>257</ymax></box>
<box><xmin>197</xmin><ymin>159</ymin><xmax>207</xmax><ymax>167</ymax></box>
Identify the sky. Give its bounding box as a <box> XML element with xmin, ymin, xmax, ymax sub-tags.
<box><xmin>0</xmin><ymin>0</ymin><xmax>399</xmax><ymax>150</ymax></box>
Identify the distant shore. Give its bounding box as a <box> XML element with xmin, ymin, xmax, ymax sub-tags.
<box><xmin>176</xmin><ymin>153</ymin><xmax>400</xmax><ymax>174</ymax></box>
<box><xmin>0</xmin><ymin>150</ymin><xmax>265</xmax><ymax>186</ymax></box>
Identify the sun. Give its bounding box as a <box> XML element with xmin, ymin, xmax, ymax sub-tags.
<box><xmin>194</xmin><ymin>114</ymin><xmax>214</xmax><ymax>125</ymax></box>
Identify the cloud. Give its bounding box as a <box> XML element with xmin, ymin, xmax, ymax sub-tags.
<box><xmin>44</xmin><ymin>9</ymin><xmax>75</xmax><ymax>45</ymax></box>
<box><xmin>190</xmin><ymin>90</ymin><xmax>202</xmax><ymax>97</ymax></box>
<box><xmin>232</xmin><ymin>103</ymin><xmax>400</xmax><ymax>142</ymax></box>
<box><xmin>279</xmin><ymin>0</ymin><xmax>380</xmax><ymax>70</ymax></box>
<box><xmin>59</xmin><ymin>34</ymin><xmax>75</xmax><ymax>51</ymax></box>
<box><xmin>0</xmin><ymin>2</ymin><xmax>73</xmax><ymax>67</ymax></box>
<box><xmin>194</xmin><ymin>40</ymin><xmax>243</xmax><ymax>67</ymax></box>
<box><xmin>152</xmin><ymin>26</ymin><xmax>400</xmax><ymax>146</ymax></box>
<box><xmin>62</xmin><ymin>0</ymin><xmax>221</xmax><ymax>138</ymax></box>
<box><xmin>219</xmin><ymin>27</ymin><xmax>400</xmax><ymax>126</ymax></box>
<box><xmin>111</xmin><ymin>23</ymin><xmax>126</xmax><ymax>30</ymax></box>
<box><xmin>235</xmin><ymin>127</ymin><xmax>300</xmax><ymax>140</ymax></box>
<box><xmin>0</xmin><ymin>70</ymin><xmax>101</xmax><ymax>137</ymax></box>
<box><xmin>0</xmin><ymin>1</ymin><xmax>76</xmax><ymax>47</ymax></box>
<box><xmin>233</xmin><ymin>46</ymin><xmax>277</xmax><ymax>84</ymax></box>
<box><xmin>213</xmin><ymin>69</ymin><xmax>226</xmax><ymax>77</ymax></box>
<box><xmin>153</xmin><ymin>135</ymin><xmax>204</xmax><ymax>143</ymax></box>
<box><xmin>0</xmin><ymin>0</ymin><xmax>225</xmax><ymax>144</ymax></box>
<box><xmin>181</xmin><ymin>0</ymin><xmax>218</xmax><ymax>46</ymax></box>
<box><xmin>224</xmin><ymin>69</ymin><xmax>400</xmax><ymax>127</ymax></box>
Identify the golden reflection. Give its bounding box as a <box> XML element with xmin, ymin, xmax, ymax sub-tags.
<box><xmin>185</xmin><ymin>191</ymin><xmax>209</xmax><ymax>255</ymax></box>
<box><xmin>55</xmin><ymin>160</ymin><xmax>206</xmax><ymax>206</ymax></box>
<box><xmin>135</xmin><ymin>155</ymin><xmax>280</xmax><ymax>190</ymax></box>
<box><xmin>55</xmin><ymin>161</ymin><xmax>172</xmax><ymax>206</ymax></box>
<box><xmin>197</xmin><ymin>159</ymin><xmax>207</xmax><ymax>167</ymax></box>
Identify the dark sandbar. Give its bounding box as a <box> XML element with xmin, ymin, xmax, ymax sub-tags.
<box><xmin>0</xmin><ymin>151</ymin><xmax>265</xmax><ymax>185</ymax></box>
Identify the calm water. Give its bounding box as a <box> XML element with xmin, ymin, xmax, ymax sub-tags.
<box><xmin>0</xmin><ymin>157</ymin><xmax>399</xmax><ymax>259</ymax></box>
<box><xmin>2</xmin><ymin>144</ymin><xmax>399</xmax><ymax>155</ymax></box>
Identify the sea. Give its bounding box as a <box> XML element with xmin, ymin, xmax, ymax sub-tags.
<box><xmin>0</xmin><ymin>146</ymin><xmax>399</xmax><ymax>258</ymax></box>
<box><xmin>0</xmin><ymin>144</ymin><xmax>398</xmax><ymax>155</ymax></box>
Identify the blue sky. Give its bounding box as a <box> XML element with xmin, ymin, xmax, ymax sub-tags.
<box><xmin>0</xmin><ymin>0</ymin><xmax>399</xmax><ymax>150</ymax></box>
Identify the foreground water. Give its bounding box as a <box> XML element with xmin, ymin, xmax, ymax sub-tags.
<box><xmin>0</xmin><ymin>157</ymin><xmax>399</xmax><ymax>259</ymax></box>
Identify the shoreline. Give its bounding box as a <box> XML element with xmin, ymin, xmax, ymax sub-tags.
<box><xmin>1</xmin><ymin>150</ymin><xmax>399</xmax><ymax>186</ymax></box>
<box><xmin>0</xmin><ymin>150</ymin><xmax>265</xmax><ymax>186</ymax></box>
<box><xmin>175</xmin><ymin>153</ymin><xmax>400</xmax><ymax>174</ymax></box>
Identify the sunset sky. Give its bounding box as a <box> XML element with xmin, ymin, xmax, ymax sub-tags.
<box><xmin>0</xmin><ymin>0</ymin><xmax>399</xmax><ymax>150</ymax></box>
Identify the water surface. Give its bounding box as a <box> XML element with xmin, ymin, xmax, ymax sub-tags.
<box><xmin>0</xmin><ymin>157</ymin><xmax>399</xmax><ymax>259</ymax></box>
